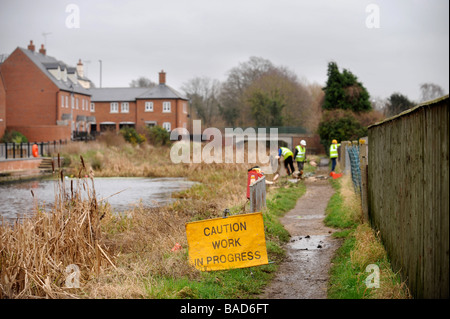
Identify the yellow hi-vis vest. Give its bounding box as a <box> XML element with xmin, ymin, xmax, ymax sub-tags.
<box><xmin>330</xmin><ymin>143</ymin><xmax>340</xmax><ymax>158</ymax></box>
<box><xmin>280</xmin><ymin>147</ymin><xmax>293</xmax><ymax>160</ymax></box>
<box><xmin>295</xmin><ymin>145</ymin><xmax>306</xmax><ymax>162</ymax></box>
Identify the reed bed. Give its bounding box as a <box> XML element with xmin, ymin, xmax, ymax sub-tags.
<box><xmin>0</xmin><ymin>156</ymin><xmax>114</xmax><ymax>298</ymax></box>
<box><xmin>1</xmin><ymin>139</ymin><xmax>279</xmax><ymax>298</ymax></box>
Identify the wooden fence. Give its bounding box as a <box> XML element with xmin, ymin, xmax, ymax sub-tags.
<box><xmin>367</xmin><ymin>95</ymin><xmax>449</xmax><ymax>298</ymax></box>
<box><xmin>249</xmin><ymin>176</ymin><xmax>266</xmax><ymax>213</ymax></box>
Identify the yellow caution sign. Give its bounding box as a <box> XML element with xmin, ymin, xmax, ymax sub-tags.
<box><xmin>186</xmin><ymin>212</ymin><xmax>269</xmax><ymax>271</ymax></box>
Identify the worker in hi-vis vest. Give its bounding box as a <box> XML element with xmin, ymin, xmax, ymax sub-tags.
<box><xmin>276</xmin><ymin>146</ymin><xmax>295</xmax><ymax>176</ymax></box>
<box><xmin>329</xmin><ymin>139</ymin><xmax>341</xmax><ymax>172</ymax></box>
<box><xmin>294</xmin><ymin>140</ymin><xmax>307</xmax><ymax>178</ymax></box>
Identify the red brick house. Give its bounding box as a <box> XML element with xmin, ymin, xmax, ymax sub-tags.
<box><xmin>0</xmin><ymin>41</ymin><xmax>93</xmax><ymax>142</ymax></box>
<box><xmin>0</xmin><ymin>41</ymin><xmax>189</xmax><ymax>142</ymax></box>
<box><xmin>90</xmin><ymin>70</ymin><xmax>189</xmax><ymax>134</ymax></box>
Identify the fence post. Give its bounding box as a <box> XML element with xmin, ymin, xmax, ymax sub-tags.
<box><xmin>340</xmin><ymin>141</ymin><xmax>351</xmax><ymax>173</ymax></box>
<box><xmin>250</xmin><ymin>176</ymin><xmax>266</xmax><ymax>213</ymax></box>
<box><xmin>359</xmin><ymin>138</ymin><xmax>369</xmax><ymax>222</ymax></box>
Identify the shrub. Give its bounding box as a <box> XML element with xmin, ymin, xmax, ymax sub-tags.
<box><xmin>318</xmin><ymin>109</ymin><xmax>368</xmax><ymax>154</ymax></box>
<box><xmin>144</xmin><ymin>126</ymin><xmax>171</xmax><ymax>147</ymax></box>
<box><xmin>0</xmin><ymin>130</ymin><xmax>28</xmax><ymax>143</ymax></box>
<box><xmin>119</xmin><ymin>127</ymin><xmax>146</xmax><ymax>145</ymax></box>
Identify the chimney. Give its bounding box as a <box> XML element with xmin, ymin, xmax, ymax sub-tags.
<box><xmin>77</xmin><ymin>59</ymin><xmax>84</xmax><ymax>78</ymax></box>
<box><xmin>159</xmin><ymin>70</ymin><xmax>166</xmax><ymax>85</ymax></box>
<box><xmin>27</xmin><ymin>40</ymin><xmax>35</xmax><ymax>52</ymax></box>
<box><xmin>39</xmin><ymin>44</ymin><xmax>46</xmax><ymax>55</ymax></box>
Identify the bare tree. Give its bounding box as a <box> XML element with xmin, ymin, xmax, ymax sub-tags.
<box><xmin>181</xmin><ymin>76</ymin><xmax>221</xmax><ymax>127</ymax></box>
<box><xmin>420</xmin><ymin>83</ymin><xmax>446</xmax><ymax>102</ymax></box>
<box><xmin>129</xmin><ymin>76</ymin><xmax>156</xmax><ymax>88</ymax></box>
<box><xmin>218</xmin><ymin>57</ymin><xmax>275</xmax><ymax>126</ymax></box>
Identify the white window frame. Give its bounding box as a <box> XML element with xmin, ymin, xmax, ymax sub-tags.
<box><xmin>90</xmin><ymin>102</ymin><xmax>95</xmax><ymax>112</ymax></box>
<box><xmin>145</xmin><ymin>121</ymin><xmax>157</xmax><ymax>127</ymax></box>
<box><xmin>81</xmin><ymin>99</ymin><xmax>85</xmax><ymax>110</ymax></box>
<box><xmin>162</xmin><ymin>122</ymin><xmax>171</xmax><ymax>132</ymax></box>
<box><xmin>76</xmin><ymin>98</ymin><xmax>79</xmax><ymax>109</ymax></box>
<box><xmin>183</xmin><ymin>102</ymin><xmax>187</xmax><ymax>114</ymax></box>
<box><xmin>61</xmin><ymin>95</ymin><xmax>64</xmax><ymax>108</ymax></box>
<box><xmin>110</xmin><ymin>102</ymin><xmax>119</xmax><ymax>113</ymax></box>
<box><xmin>145</xmin><ymin>101</ymin><xmax>154</xmax><ymax>112</ymax></box>
<box><xmin>121</xmin><ymin>102</ymin><xmax>129</xmax><ymax>113</ymax></box>
<box><xmin>163</xmin><ymin>101</ymin><xmax>171</xmax><ymax>113</ymax></box>
<box><xmin>65</xmin><ymin>96</ymin><xmax>69</xmax><ymax>108</ymax></box>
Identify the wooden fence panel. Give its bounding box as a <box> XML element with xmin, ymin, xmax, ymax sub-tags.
<box><xmin>367</xmin><ymin>96</ymin><xmax>449</xmax><ymax>299</ymax></box>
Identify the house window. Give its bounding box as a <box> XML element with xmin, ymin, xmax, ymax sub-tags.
<box><xmin>81</xmin><ymin>99</ymin><xmax>84</xmax><ymax>110</ymax></box>
<box><xmin>145</xmin><ymin>102</ymin><xmax>153</xmax><ymax>112</ymax></box>
<box><xmin>90</xmin><ymin>103</ymin><xmax>95</xmax><ymax>112</ymax></box>
<box><xmin>76</xmin><ymin>98</ymin><xmax>79</xmax><ymax>109</ymax></box>
<box><xmin>61</xmin><ymin>95</ymin><xmax>64</xmax><ymax>108</ymax></box>
<box><xmin>121</xmin><ymin>102</ymin><xmax>129</xmax><ymax>113</ymax></box>
<box><xmin>163</xmin><ymin>102</ymin><xmax>171</xmax><ymax>113</ymax></box>
<box><xmin>162</xmin><ymin>122</ymin><xmax>171</xmax><ymax>132</ymax></box>
<box><xmin>110</xmin><ymin>102</ymin><xmax>119</xmax><ymax>113</ymax></box>
<box><xmin>145</xmin><ymin>121</ymin><xmax>157</xmax><ymax>127</ymax></box>
<box><xmin>65</xmin><ymin>96</ymin><xmax>69</xmax><ymax>108</ymax></box>
<box><xmin>183</xmin><ymin>102</ymin><xmax>187</xmax><ymax>114</ymax></box>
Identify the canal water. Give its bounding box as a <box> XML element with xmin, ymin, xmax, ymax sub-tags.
<box><xmin>0</xmin><ymin>177</ymin><xmax>196</xmax><ymax>222</ymax></box>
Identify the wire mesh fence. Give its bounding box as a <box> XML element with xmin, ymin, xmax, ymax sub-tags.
<box><xmin>347</xmin><ymin>144</ymin><xmax>362</xmax><ymax>193</ymax></box>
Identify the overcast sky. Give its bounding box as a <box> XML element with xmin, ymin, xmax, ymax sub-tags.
<box><xmin>0</xmin><ymin>0</ymin><xmax>448</xmax><ymax>102</ymax></box>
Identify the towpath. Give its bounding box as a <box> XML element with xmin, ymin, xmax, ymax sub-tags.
<box><xmin>260</xmin><ymin>165</ymin><xmax>341</xmax><ymax>299</ymax></box>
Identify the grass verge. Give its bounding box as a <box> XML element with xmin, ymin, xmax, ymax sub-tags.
<box><xmin>146</xmin><ymin>180</ymin><xmax>306</xmax><ymax>299</ymax></box>
<box><xmin>325</xmin><ymin>174</ymin><xmax>411</xmax><ymax>299</ymax></box>
<box><xmin>0</xmin><ymin>138</ymin><xmax>308</xmax><ymax>298</ymax></box>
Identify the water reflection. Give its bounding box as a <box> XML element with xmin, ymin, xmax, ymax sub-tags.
<box><xmin>0</xmin><ymin>177</ymin><xmax>196</xmax><ymax>223</ymax></box>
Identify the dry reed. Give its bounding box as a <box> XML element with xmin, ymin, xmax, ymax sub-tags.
<box><xmin>1</xmin><ymin>140</ymin><xmax>277</xmax><ymax>298</ymax></box>
<box><xmin>0</xmin><ymin>156</ymin><xmax>114</xmax><ymax>298</ymax></box>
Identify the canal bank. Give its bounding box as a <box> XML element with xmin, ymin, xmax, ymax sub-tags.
<box><xmin>0</xmin><ymin>157</ymin><xmax>50</xmax><ymax>183</ymax></box>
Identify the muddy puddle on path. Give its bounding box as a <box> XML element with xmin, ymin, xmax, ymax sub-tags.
<box><xmin>260</xmin><ymin>167</ymin><xmax>342</xmax><ymax>299</ymax></box>
<box><xmin>289</xmin><ymin>235</ymin><xmax>328</xmax><ymax>251</ymax></box>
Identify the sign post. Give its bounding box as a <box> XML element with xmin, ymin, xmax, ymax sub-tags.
<box><xmin>186</xmin><ymin>212</ymin><xmax>269</xmax><ymax>271</ymax></box>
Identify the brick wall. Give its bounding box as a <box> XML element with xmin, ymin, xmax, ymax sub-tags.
<box><xmin>92</xmin><ymin>100</ymin><xmax>137</xmax><ymax>131</ymax></box>
<box><xmin>8</xmin><ymin>125</ymin><xmax>70</xmax><ymax>143</ymax></box>
<box><xmin>0</xmin><ymin>73</ymin><xmax>5</xmax><ymax>138</ymax></box>
<box><xmin>0</xmin><ymin>48</ymin><xmax>91</xmax><ymax>141</ymax></box>
<box><xmin>0</xmin><ymin>158</ymin><xmax>42</xmax><ymax>172</ymax></box>
<box><xmin>91</xmin><ymin>98</ymin><xmax>189</xmax><ymax>133</ymax></box>
<box><xmin>0</xmin><ymin>48</ymin><xmax>59</xmax><ymax>127</ymax></box>
<box><xmin>137</xmin><ymin>99</ymin><xmax>189</xmax><ymax>131</ymax></box>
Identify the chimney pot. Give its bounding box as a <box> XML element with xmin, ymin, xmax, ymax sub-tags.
<box><xmin>77</xmin><ymin>59</ymin><xmax>84</xmax><ymax>78</ymax></box>
<box><xmin>27</xmin><ymin>40</ymin><xmax>35</xmax><ymax>52</ymax></box>
<box><xmin>39</xmin><ymin>44</ymin><xmax>46</xmax><ymax>55</ymax></box>
<box><xmin>159</xmin><ymin>70</ymin><xmax>166</xmax><ymax>85</ymax></box>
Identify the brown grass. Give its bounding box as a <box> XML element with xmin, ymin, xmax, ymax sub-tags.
<box><xmin>351</xmin><ymin>223</ymin><xmax>412</xmax><ymax>299</ymax></box>
<box><xmin>1</xmin><ymin>138</ymin><xmax>274</xmax><ymax>298</ymax></box>
<box><xmin>335</xmin><ymin>172</ymin><xmax>411</xmax><ymax>299</ymax></box>
<box><xmin>0</xmin><ymin>157</ymin><xmax>114</xmax><ymax>298</ymax></box>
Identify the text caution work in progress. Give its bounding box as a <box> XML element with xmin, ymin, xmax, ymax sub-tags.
<box><xmin>186</xmin><ymin>212</ymin><xmax>269</xmax><ymax>271</ymax></box>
